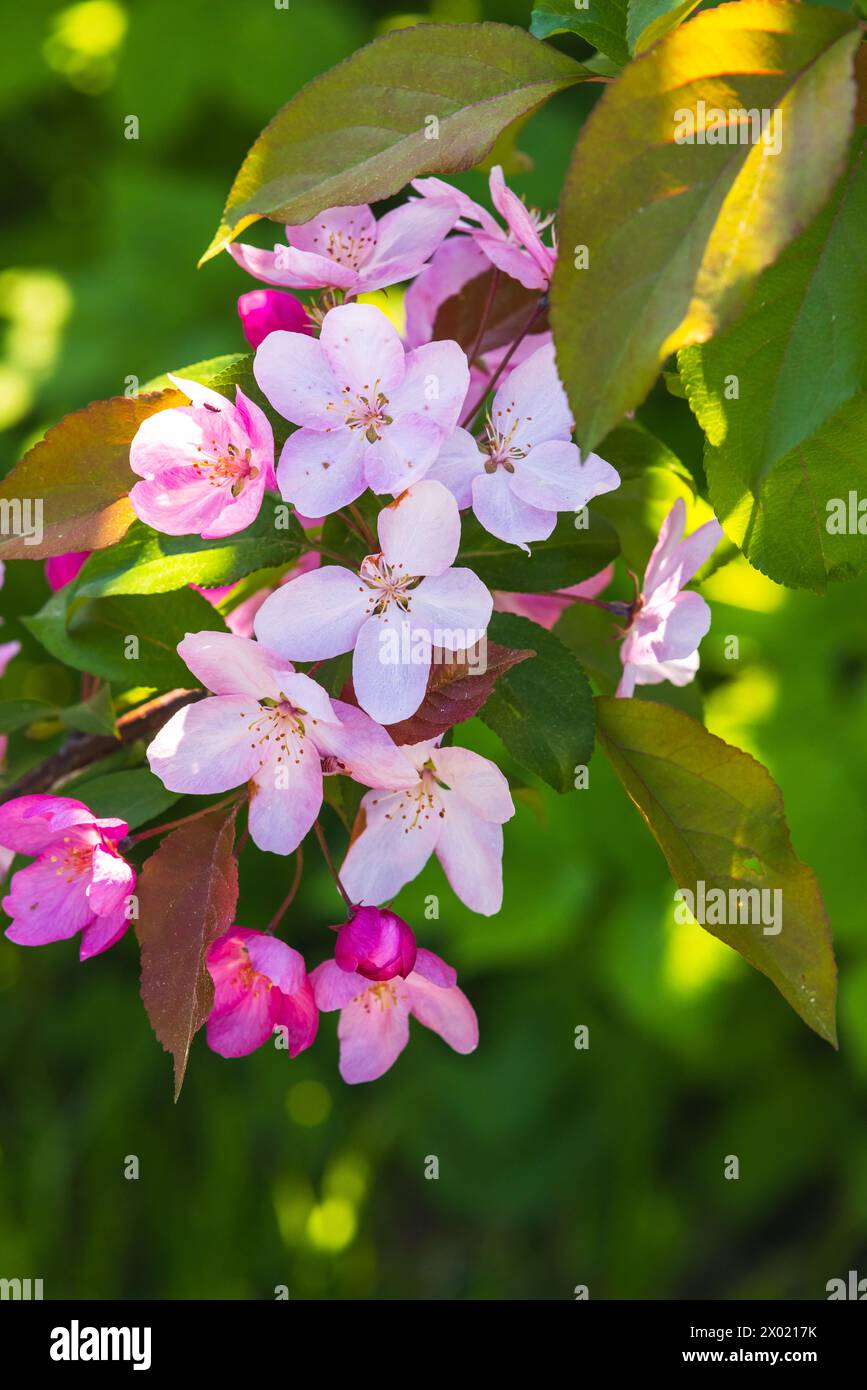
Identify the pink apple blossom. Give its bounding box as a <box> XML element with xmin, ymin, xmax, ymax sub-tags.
<box><xmin>205</xmin><ymin>927</ymin><xmax>317</xmax><ymax>1058</ymax></box>
<box><xmin>334</xmin><ymin>906</ymin><xmax>417</xmax><ymax>983</ymax></box>
<box><xmin>493</xmin><ymin>564</ymin><xmax>615</xmax><ymax>629</ymax></box>
<box><xmin>0</xmin><ymin>794</ymin><xmax>135</xmax><ymax>960</ymax></box>
<box><xmin>427</xmin><ymin>343</ymin><xmax>620</xmax><ymax>548</ymax></box>
<box><xmin>340</xmin><ymin>738</ymin><xmax>514</xmax><ymax>916</ymax></box>
<box><xmin>253</xmin><ymin>303</ymin><xmax>469</xmax><ymax>514</ymax></box>
<box><xmin>414</xmin><ymin>166</ymin><xmax>556</xmax><ymax>290</ymax></box>
<box><xmin>147</xmin><ymin>631</ymin><xmax>412</xmax><ymax>856</ymax></box>
<box><xmin>254</xmin><ymin>480</ymin><xmax>492</xmax><ymax>725</ymax></box>
<box><xmin>129</xmin><ymin>374</ymin><xmax>276</xmax><ymax>539</ymax></box>
<box><xmin>311</xmin><ymin>948</ymin><xmax>477</xmax><ymax>1084</ymax></box>
<box><xmin>229</xmin><ymin>199</ymin><xmax>458</xmax><ymax>296</ymax></box>
<box><xmin>237</xmin><ymin>289</ymin><xmax>311</xmax><ymax>348</ymax></box>
<box><xmin>617</xmin><ymin>498</ymin><xmax>723</xmax><ymax>697</ymax></box>
<box><xmin>45</xmin><ymin>551</ymin><xmax>89</xmax><ymax>590</ymax></box>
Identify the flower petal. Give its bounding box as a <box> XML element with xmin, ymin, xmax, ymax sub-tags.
<box><xmin>436</xmin><ymin>807</ymin><xmax>504</xmax><ymax>915</ymax></box>
<box><xmin>472</xmin><ymin>468</ymin><xmax>554</xmax><ymax>547</ymax></box>
<box><xmin>339</xmin><ymin>785</ymin><xmax>441</xmax><ymax>906</ymax></box>
<box><xmin>147</xmin><ymin>696</ymin><xmax>262</xmax><ymax>794</ymax></box>
<box><xmin>433</xmin><ymin>746</ymin><xmax>514</xmax><ymax>822</ymax></box>
<box><xmin>254</xmin><ymin>331</ymin><xmax>339</xmax><ymax>429</ymax></box>
<box><xmin>247</xmin><ymin>742</ymin><xmax>323</xmax><ymax>856</ymax></box>
<box><xmin>0</xmin><ymin>794</ymin><xmax>99</xmax><ymax>855</ymax></box>
<box><xmin>352</xmin><ymin>611</ymin><xmax>431</xmax><ymax>724</ymax></box>
<box><xmin>177</xmin><ymin>631</ymin><xmax>288</xmax><ymax>699</ymax></box>
<box><xmin>336</xmin><ymin>986</ymin><xmax>411</xmax><ymax>1083</ymax></box>
<box><xmin>377</xmin><ymin>480</ymin><xmax>461</xmax><ymax>576</ymax></box>
<box><xmin>424</xmin><ymin>427</ymin><xmax>483</xmax><ymax>508</ymax></box>
<box><xmin>315</xmin><ymin>699</ymin><xmax>417</xmax><ymax>789</ymax></box>
<box><xmin>246</xmin><ymin>933</ymin><xmax>308</xmax><ymax>995</ymax></box>
<box><xmin>276</xmin><ymin>426</ymin><xmax>368</xmax><ymax>515</ymax></box>
<box><xmin>410</xmin><ymin>569</ymin><xmax>493</xmax><ymax>649</ymax></box>
<box><xmin>253</xmin><ymin>566</ymin><xmax>366</xmax><ymax>661</ymax></box>
<box><xmin>311</xmin><ymin>958</ymin><xmax>368</xmax><ymax>1011</ymax></box>
<box><xmin>3</xmin><ymin>855</ymin><xmax>94</xmax><ymax>945</ymax></box>
<box><xmin>406</xmin><ymin>972</ymin><xmax>478</xmax><ymax>1054</ymax></box>
<box><xmin>320</xmin><ymin>303</ymin><xmax>405</xmax><ymax>396</ymax></box>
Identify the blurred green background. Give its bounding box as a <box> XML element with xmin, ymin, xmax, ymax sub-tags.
<box><xmin>2</xmin><ymin>0</ymin><xmax>867</xmax><ymax>1300</ymax></box>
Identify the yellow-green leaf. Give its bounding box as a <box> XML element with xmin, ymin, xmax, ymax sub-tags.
<box><xmin>596</xmin><ymin>696</ymin><xmax>837</xmax><ymax>1045</ymax></box>
<box><xmin>551</xmin><ymin>0</ymin><xmax>861</xmax><ymax>451</ymax></box>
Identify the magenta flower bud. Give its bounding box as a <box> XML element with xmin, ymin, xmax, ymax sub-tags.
<box><xmin>237</xmin><ymin>289</ymin><xmax>310</xmax><ymax>348</ymax></box>
<box><xmin>45</xmin><ymin>551</ymin><xmax>89</xmax><ymax>591</ymax></box>
<box><xmin>334</xmin><ymin>906</ymin><xmax>417</xmax><ymax>982</ymax></box>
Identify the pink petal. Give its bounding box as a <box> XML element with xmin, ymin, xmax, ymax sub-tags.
<box><xmin>314</xmin><ymin>699</ymin><xmax>417</xmax><ymax>790</ymax></box>
<box><xmin>361</xmin><ymin>414</ymin><xmax>445</xmax><ymax>496</ymax></box>
<box><xmin>167</xmin><ymin>373</ymin><xmax>229</xmax><ymax>411</ymax></box>
<box><xmin>488</xmin><ymin>165</ymin><xmax>554</xmax><ymax>280</ymax></box>
<box><xmin>377</xmin><ymin>480</ymin><xmax>461</xmax><ymax>576</ymax></box>
<box><xmin>491</xmin><ymin>342</ymin><xmax>571</xmax><ymax>447</ymax></box>
<box><xmin>352</xmin><ymin>611</ymin><xmax>432</xmax><ymax>724</ymax></box>
<box><xmin>0</xmin><ymin>640</ymin><xmax>19</xmax><ymax>679</ymax></box>
<box><xmin>406</xmin><ymin>972</ymin><xmax>478</xmax><ymax>1054</ymax></box>
<box><xmin>411</xmin><ymin>178</ymin><xmax>499</xmax><ymax>236</ymax></box>
<box><xmin>389</xmin><ymin>340</ymin><xmax>470</xmax><ymax>439</ymax></box>
<box><xmin>360</xmin><ymin>198</ymin><xmax>457</xmax><ymax>290</ymax></box>
<box><xmin>79</xmin><ymin>903</ymin><xmax>130</xmax><ymax>960</ymax></box>
<box><xmin>319</xmin><ymin>303</ymin><xmax>405</xmax><ymax>396</ymax></box>
<box><xmin>0</xmin><ymin>795</ymin><xmax>101</xmax><ymax>855</ymax></box>
<box><xmin>146</xmin><ymin>695</ymin><xmax>263</xmax><ymax>794</ymax></box>
<box><xmin>4</xmin><ymin>854</ymin><xmax>94</xmax><ymax>945</ymax></box>
<box><xmin>246</xmin><ymin>933</ymin><xmax>308</xmax><ymax>995</ymax></box>
<box><xmin>253</xmin><ymin>331</ymin><xmax>340</xmax><ymax>430</ymax></box>
<box><xmin>276</xmin><ymin>426</ymin><xmax>368</xmax><ymax>516</ymax></box>
<box><xmin>206</xmin><ymin>972</ymin><xmax>280</xmax><ymax>1057</ymax></box>
<box><xmin>129</xmin><ymin>468</ymin><xmax>228</xmax><ymax>537</ymax></box>
<box><xmin>436</xmin><ymin>808</ymin><xmax>504</xmax><ymax>915</ymax></box>
<box><xmin>474</xmin><ymin>233</ymin><xmax>548</xmax><ymax>290</ymax></box>
<box><xmin>311</xmin><ymin>958</ymin><xmax>369</xmax><ymax>1011</ymax></box>
<box><xmin>339</xmin><ymin>785</ymin><xmax>441</xmax><ymax>907</ymax></box>
<box><xmin>87</xmin><ymin>846</ymin><xmax>134</xmax><ymax>916</ymax></box>
<box><xmin>410</xmin><ymin>569</ymin><xmax>493</xmax><ymax>649</ymax></box>
<box><xmin>229</xmin><ymin>240</ymin><xmax>359</xmax><ymax>292</ymax></box>
<box><xmin>424</xmin><ymin>427</ymin><xmax>483</xmax><ymax>508</ymax></box>
<box><xmin>247</xmin><ymin>741</ymin><xmax>323</xmax><ymax>855</ymax></box>
<box><xmin>472</xmin><ymin>468</ymin><xmax>555</xmax><ymax>547</ymax></box>
<box><xmin>432</xmin><ymin>746</ymin><xmax>514</xmax><ymax>823</ymax></box>
<box><xmin>274</xmin><ymin>977</ymin><xmax>319</xmax><ymax>1056</ymax></box>
<box><xmin>286</xmin><ymin>204</ymin><xmax>377</xmax><ymax>264</ymax></box>
<box><xmin>253</xmin><ymin>566</ymin><xmax>367</xmax><ymax>661</ymax></box>
<box><xmin>336</xmin><ymin>986</ymin><xmax>411</xmax><ymax>1083</ymax></box>
<box><xmin>413</xmin><ymin>948</ymin><xmax>458</xmax><ymax>989</ymax></box>
<box><xmin>177</xmin><ymin>631</ymin><xmax>289</xmax><ymax>699</ymax></box>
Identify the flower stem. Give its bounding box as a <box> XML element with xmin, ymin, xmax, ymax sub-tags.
<box><xmin>313</xmin><ymin>820</ymin><xmax>354</xmax><ymax>910</ymax></box>
<box><xmin>129</xmin><ymin>795</ymin><xmax>240</xmax><ymax>845</ymax></box>
<box><xmin>466</xmin><ymin>267</ymin><xmax>501</xmax><ymax>368</ymax></box>
<box><xmin>349</xmin><ymin>503</ymin><xmax>376</xmax><ymax>550</ymax></box>
<box><xmin>459</xmin><ymin>297</ymin><xmax>547</xmax><ymax>429</ymax></box>
<box><xmin>266</xmin><ymin>847</ymin><xmax>304</xmax><ymax>933</ymax></box>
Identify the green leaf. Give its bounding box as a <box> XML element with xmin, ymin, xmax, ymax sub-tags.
<box><xmin>551</xmin><ymin>1</ymin><xmax>861</xmax><ymax>450</ymax></box>
<box><xmin>61</xmin><ymin>684</ymin><xmax>118</xmax><ymax>738</ymax></box>
<box><xmin>457</xmin><ymin>510</ymin><xmax>619</xmax><ymax>591</ymax></box>
<box><xmin>479</xmin><ymin>612</ymin><xmax>594</xmax><ymax>792</ymax></box>
<box><xmin>69</xmin><ymin>768</ymin><xmax>180</xmax><ymax>830</ymax></box>
<box><xmin>530</xmin><ymin>0</ymin><xmax>630</xmax><ymax>67</ymax></box>
<box><xmin>0</xmin><ymin>698</ymin><xmax>58</xmax><ymax>734</ymax></box>
<box><xmin>73</xmin><ymin>505</ymin><xmax>306</xmax><ymax>599</ymax></box>
<box><xmin>626</xmin><ymin>0</ymin><xmax>701</xmax><ymax>54</ymax></box>
<box><xmin>0</xmin><ymin>389</ymin><xmax>183</xmax><ymax>561</ymax></box>
<box><xmin>136</xmin><ymin>805</ymin><xmax>239</xmax><ymax>1099</ymax></box>
<box><xmin>23</xmin><ymin>587</ymin><xmax>226</xmax><ymax>689</ymax></box>
<box><xmin>201</xmin><ymin>21</ymin><xmax>593</xmax><ymax>262</ymax></box>
<box><xmin>595</xmin><ymin>696</ymin><xmax>837</xmax><ymax>1045</ymax></box>
<box><xmin>679</xmin><ymin>131</ymin><xmax>867</xmax><ymax>592</ymax></box>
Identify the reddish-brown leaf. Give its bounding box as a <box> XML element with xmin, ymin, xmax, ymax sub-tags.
<box><xmin>342</xmin><ymin>640</ymin><xmax>534</xmax><ymax>744</ymax></box>
<box><xmin>432</xmin><ymin>268</ymin><xmax>548</xmax><ymax>359</ymax></box>
<box><xmin>0</xmin><ymin>389</ymin><xmax>183</xmax><ymax>560</ymax></box>
<box><xmin>135</xmin><ymin>804</ymin><xmax>239</xmax><ymax>1099</ymax></box>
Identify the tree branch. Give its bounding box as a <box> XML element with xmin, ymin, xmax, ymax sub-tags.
<box><xmin>0</xmin><ymin>688</ymin><xmax>204</xmax><ymax>801</ymax></box>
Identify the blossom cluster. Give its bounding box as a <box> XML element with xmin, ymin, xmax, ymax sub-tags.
<box><xmin>0</xmin><ymin>168</ymin><xmax>722</xmax><ymax>1085</ymax></box>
